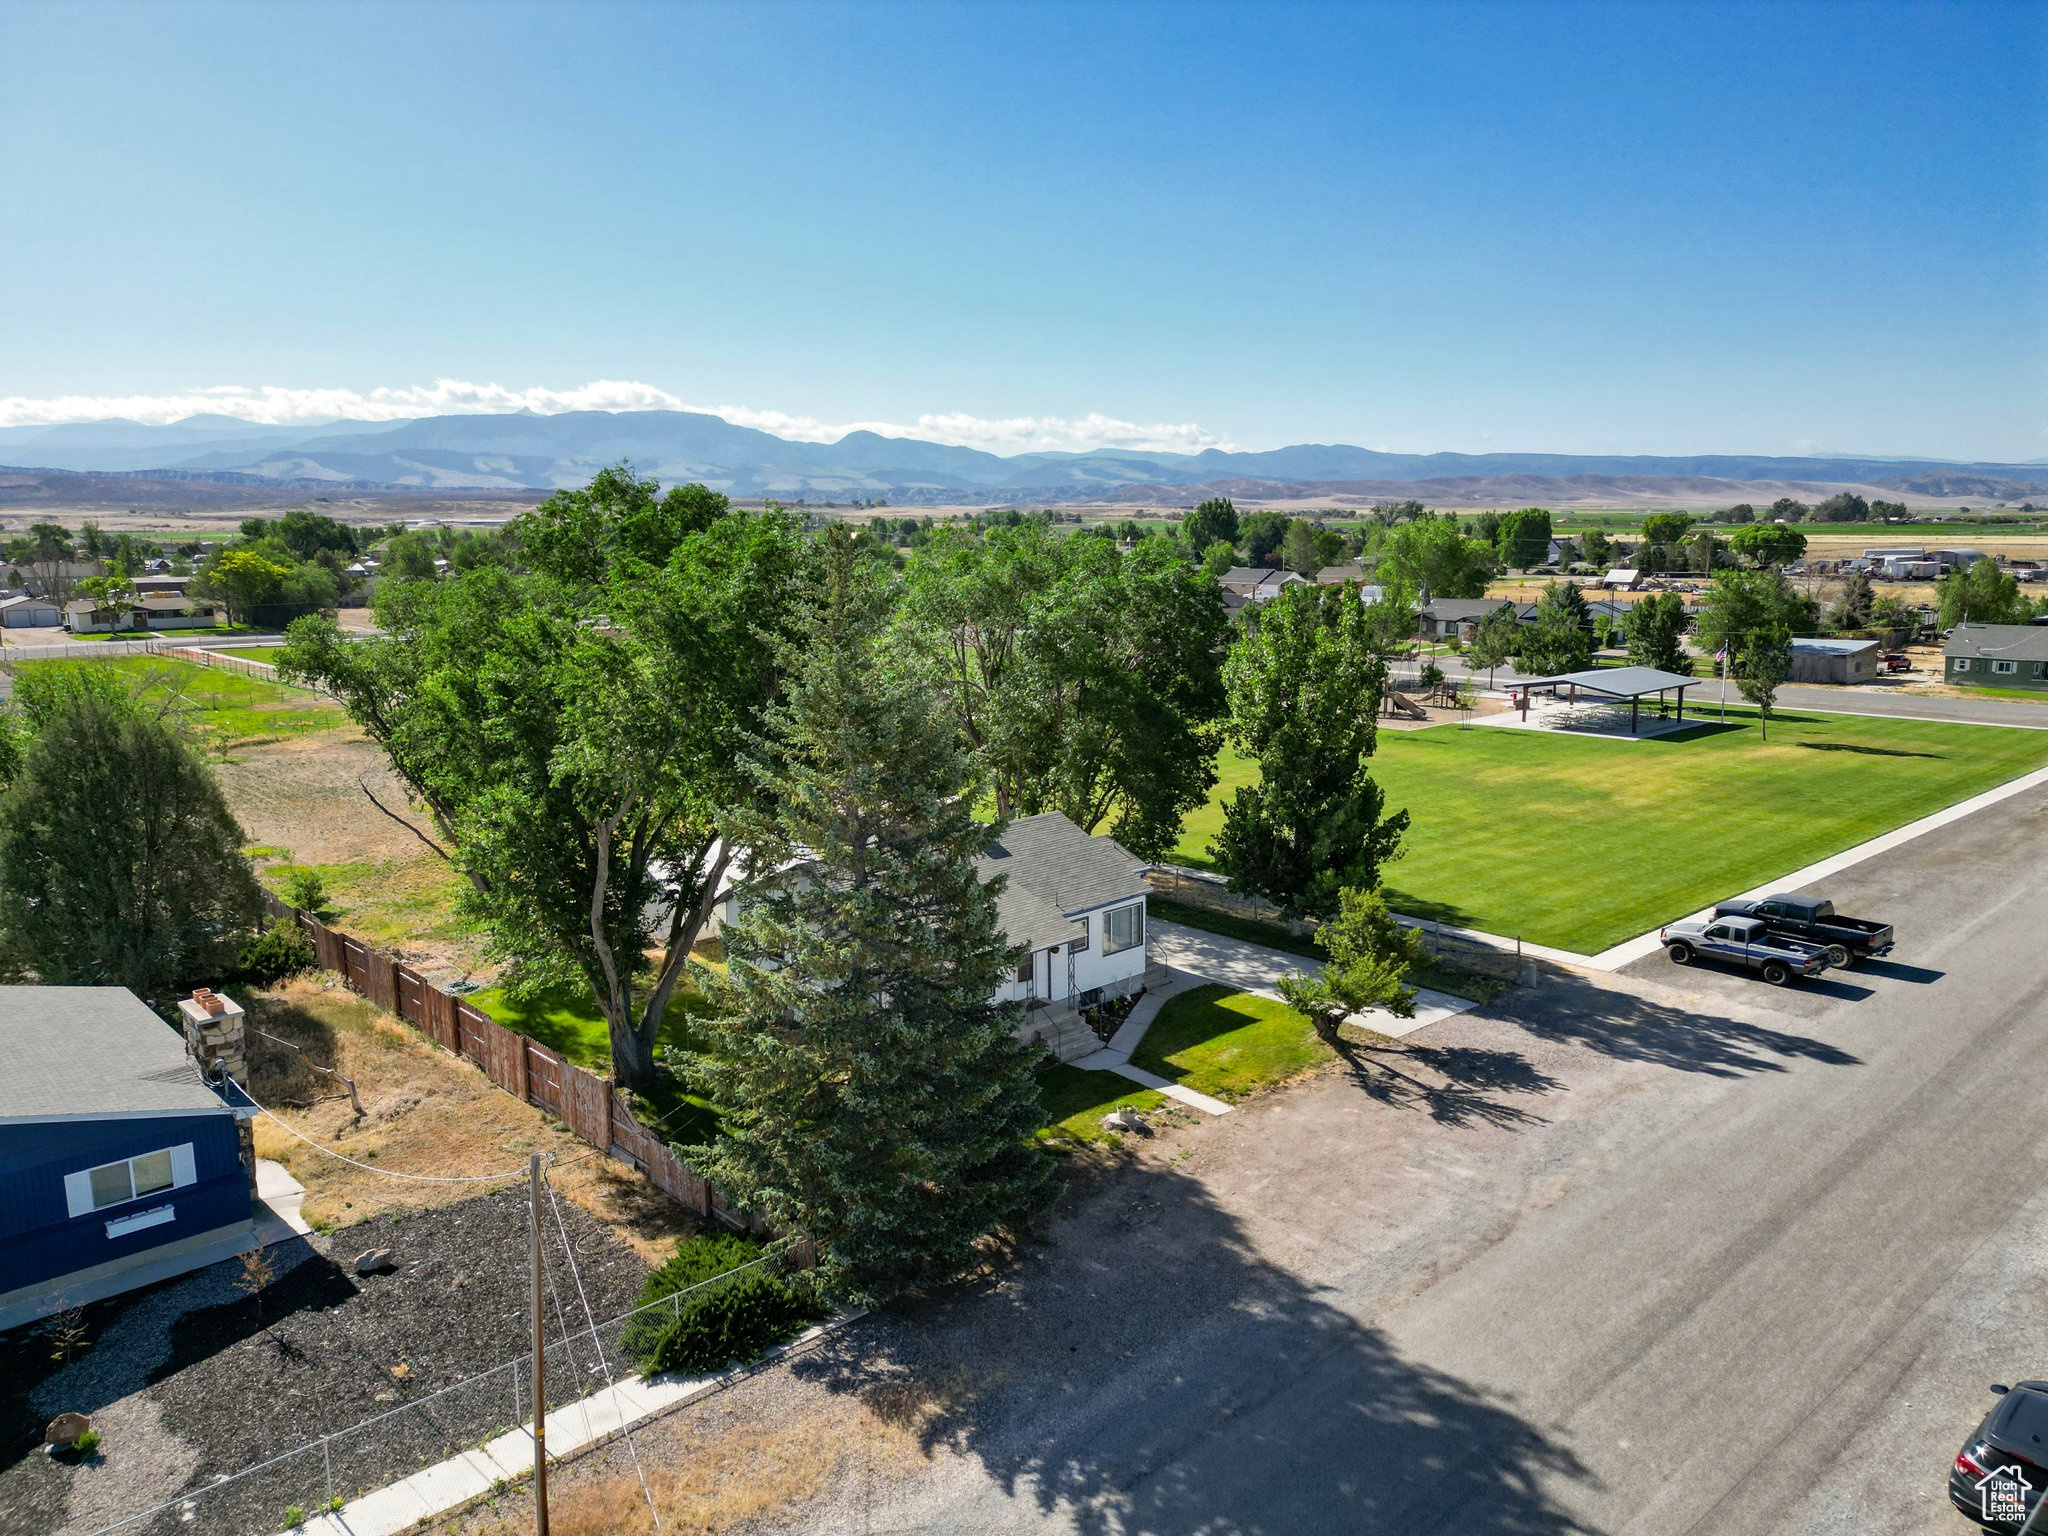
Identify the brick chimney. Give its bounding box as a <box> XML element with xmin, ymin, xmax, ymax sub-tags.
<box><xmin>178</xmin><ymin>988</ymin><xmax>248</xmax><ymax>1088</ymax></box>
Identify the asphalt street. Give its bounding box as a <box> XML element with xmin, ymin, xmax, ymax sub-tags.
<box><xmin>698</xmin><ymin>775</ymin><xmax>2048</xmax><ymax>1536</ymax></box>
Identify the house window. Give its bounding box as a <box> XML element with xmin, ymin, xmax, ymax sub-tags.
<box><xmin>1103</xmin><ymin>903</ymin><xmax>1144</xmax><ymax>956</ymax></box>
<box><xmin>1016</xmin><ymin>954</ymin><xmax>1033</xmax><ymax>986</ymax></box>
<box><xmin>1071</xmin><ymin>916</ymin><xmax>1089</xmax><ymax>953</ymax></box>
<box><xmin>68</xmin><ymin>1144</ymin><xmax>192</xmax><ymax>1217</ymax></box>
<box><xmin>1952</xmin><ymin>657</ymin><xmax>1972</xmax><ymax>672</ymax></box>
<box><xmin>1994</xmin><ymin>660</ymin><xmax>2017</xmax><ymax>675</ymax></box>
<box><xmin>2034</xmin><ymin>663</ymin><xmax>2048</xmax><ymax>680</ymax></box>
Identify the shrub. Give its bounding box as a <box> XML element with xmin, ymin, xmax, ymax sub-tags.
<box><xmin>281</xmin><ymin>868</ymin><xmax>332</xmax><ymax>916</ymax></box>
<box><xmin>237</xmin><ymin>919</ymin><xmax>315</xmax><ymax>984</ymax></box>
<box><xmin>619</xmin><ymin>1232</ymin><xmax>763</xmax><ymax>1363</ymax></box>
<box><xmin>636</xmin><ymin>1271</ymin><xmax>825</xmax><ymax>1376</ymax></box>
<box><xmin>71</xmin><ymin>1428</ymin><xmax>101</xmax><ymax>1455</ymax></box>
<box><xmin>282</xmin><ymin>1506</ymin><xmax>305</xmax><ymax>1529</ymax></box>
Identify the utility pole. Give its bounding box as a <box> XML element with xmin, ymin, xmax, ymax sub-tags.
<box><xmin>529</xmin><ymin>1153</ymin><xmax>549</xmax><ymax>1536</ymax></box>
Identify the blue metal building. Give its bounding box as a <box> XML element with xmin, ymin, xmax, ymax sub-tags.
<box><xmin>0</xmin><ymin>986</ymin><xmax>256</xmax><ymax>1331</ymax></box>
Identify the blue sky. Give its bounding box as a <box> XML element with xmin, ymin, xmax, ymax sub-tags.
<box><xmin>1</xmin><ymin>0</ymin><xmax>2041</xmax><ymax>459</ymax></box>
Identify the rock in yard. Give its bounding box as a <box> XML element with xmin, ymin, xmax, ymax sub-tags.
<box><xmin>44</xmin><ymin>1411</ymin><xmax>91</xmax><ymax>1447</ymax></box>
<box><xmin>354</xmin><ymin>1248</ymin><xmax>396</xmax><ymax>1275</ymax></box>
<box><xmin>1101</xmin><ymin>1108</ymin><xmax>1148</xmax><ymax>1134</ymax></box>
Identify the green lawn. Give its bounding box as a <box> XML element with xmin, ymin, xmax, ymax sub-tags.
<box><xmin>14</xmin><ymin>655</ymin><xmax>342</xmax><ymax>745</ymax></box>
<box><xmin>1034</xmin><ymin>1064</ymin><xmax>1166</xmax><ymax>1148</ymax></box>
<box><xmin>465</xmin><ymin>977</ymin><xmax>723</xmax><ymax>1143</ymax></box>
<box><xmin>1174</xmin><ymin>709</ymin><xmax>2048</xmax><ymax>955</ymax></box>
<box><xmin>217</xmin><ymin>645</ymin><xmax>285</xmax><ymax>663</ymax></box>
<box><xmin>1131</xmin><ymin>985</ymin><xmax>1333</xmax><ymax>1102</ymax></box>
<box><xmin>260</xmin><ymin>858</ymin><xmax>485</xmax><ymax>956</ymax></box>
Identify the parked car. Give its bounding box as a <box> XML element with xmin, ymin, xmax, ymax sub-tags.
<box><xmin>1712</xmin><ymin>894</ymin><xmax>1894</xmax><ymax>968</ymax></box>
<box><xmin>1950</xmin><ymin>1381</ymin><xmax>2048</xmax><ymax>1530</ymax></box>
<box><xmin>1658</xmin><ymin>916</ymin><xmax>1829</xmax><ymax>985</ymax></box>
<box><xmin>1879</xmin><ymin>652</ymin><xmax>1912</xmax><ymax>673</ymax></box>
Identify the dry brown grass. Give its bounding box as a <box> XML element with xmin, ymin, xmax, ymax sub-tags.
<box><xmin>245</xmin><ymin>975</ymin><xmax>692</xmax><ymax>1263</ymax></box>
<box><xmin>435</xmin><ymin>1366</ymin><xmax>976</xmax><ymax>1536</ymax></box>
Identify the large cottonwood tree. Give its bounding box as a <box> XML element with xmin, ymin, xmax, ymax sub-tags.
<box><xmin>279</xmin><ymin>467</ymin><xmax>807</xmax><ymax>1092</ymax></box>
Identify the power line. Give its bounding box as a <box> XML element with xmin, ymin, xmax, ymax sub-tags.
<box><xmin>224</xmin><ymin>1080</ymin><xmax>530</xmax><ymax>1185</ymax></box>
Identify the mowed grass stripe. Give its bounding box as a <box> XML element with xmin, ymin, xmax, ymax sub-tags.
<box><xmin>1173</xmin><ymin>709</ymin><xmax>2048</xmax><ymax>954</ymax></box>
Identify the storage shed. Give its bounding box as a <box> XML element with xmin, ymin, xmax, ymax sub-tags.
<box><xmin>1789</xmin><ymin>637</ymin><xmax>1881</xmax><ymax>685</ymax></box>
<box><xmin>0</xmin><ymin>987</ymin><xmax>257</xmax><ymax>1330</ymax></box>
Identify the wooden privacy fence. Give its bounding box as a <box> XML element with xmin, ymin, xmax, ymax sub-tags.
<box><xmin>261</xmin><ymin>893</ymin><xmax>780</xmax><ymax>1243</ymax></box>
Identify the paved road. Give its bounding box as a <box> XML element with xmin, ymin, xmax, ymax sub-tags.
<box><xmin>642</xmin><ymin>774</ymin><xmax>2048</xmax><ymax>1536</ymax></box>
<box><xmin>1416</xmin><ymin>653</ymin><xmax>2048</xmax><ymax>729</ymax></box>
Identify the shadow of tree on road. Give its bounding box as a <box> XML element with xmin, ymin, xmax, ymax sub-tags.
<box><xmin>1333</xmin><ymin>1036</ymin><xmax>1564</xmax><ymax>1130</ymax></box>
<box><xmin>1504</xmin><ymin>969</ymin><xmax>1862</xmax><ymax>1079</ymax></box>
<box><xmin>791</xmin><ymin>1161</ymin><xmax>1599</xmax><ymax>1535</ymax></box>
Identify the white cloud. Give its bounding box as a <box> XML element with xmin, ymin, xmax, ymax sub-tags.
<box><xmin>0</xmin><ymin>379</ymin><xmax>1237</xmax><ymax>455</ymax></box>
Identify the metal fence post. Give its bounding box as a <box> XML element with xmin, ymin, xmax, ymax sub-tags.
<box><xmin>513</xmin><ymin>1358</ymin><xmax>522</xmax><ymax>1428</ymax></box>
<box><xmin>322</xmin><ymin>1437</ymin><xmax>334</xmax><ymax>1510</ymax></box>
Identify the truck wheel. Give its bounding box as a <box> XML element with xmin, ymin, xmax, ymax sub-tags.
<box><xmin>1668</xmin><ymin>942</ymin><xmax>1693</xmax><ymax>966</ymax></box>
<box><xmin>1824</xmin><ymin>944</ymin><xmax>1851</xmax><ymax>969</ymax></box>
<box><xmin>1761</xmin><ymin>960</ymin><xmax>1791</xmax><ymax>986</ymax></box>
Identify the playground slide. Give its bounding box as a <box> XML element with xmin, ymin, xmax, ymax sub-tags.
<box><xmin>1384</xmin><ymin>688</ymin><xmax>1429</xmax><ymax>720</ymax></box>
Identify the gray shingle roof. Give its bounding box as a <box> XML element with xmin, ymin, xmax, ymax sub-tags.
<box><xmin>1946</xmin><ymin>623</ymin><xmax>2048</xmax><ymax>664</ymax></box>
<box><xmin>0</xmin><ymin>987</ymin><xmax>225</xmax><ymax>1120</ymax></box>
<box><xmin>1514</xmin><ymin>665</ymin><xmax>1699</xmax><ymax>697</ymax></box>
<box><xmin>1417</xmin><ymin>598</ymin><xmax>1515</xmax><ymax>623</ymax></box>
<box><xmin>976</xmin><ymin>813</ymin><xmax>1150</xmax><ymax>952</ymax></box>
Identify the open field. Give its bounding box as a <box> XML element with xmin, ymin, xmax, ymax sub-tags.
<box><xmin>1174</xmin><ymin>709</ymin><xmax>2048</xmax><ymax>953</ymax></box>
<box><xmin>7</xmin><ymin>653</ymin><xmax>343</xmax><ymax>745</ymax></box>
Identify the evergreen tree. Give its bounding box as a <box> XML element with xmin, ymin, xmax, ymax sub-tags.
<box><xmin>1827</xmin><ymin>569</ymin><xmax>1876</xmax><ymax>631</ymax></box>
<box><xmin>1515</xmin><ymin>581</ymin><xmax>1594</xmax><ymax>676</ymax></box>
<box><xmin>690</xmin><ymin>529</ymin><xmax>1055</xmax><ymax>1305</ymax></box>
<box><xmin>0</xmin><ymin>676</ymin><xmax>263</xmax><ymax>997</ymax></box>
<box><xmin>1465</xmin><ymin>605</ymin><xmax>1519</xmax><ymax>688</ymax></box>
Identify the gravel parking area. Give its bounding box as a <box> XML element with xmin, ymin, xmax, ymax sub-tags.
<box><xmin>0</xmin><ymin>1187</ymin><xmax>649</xmax><ymax>1536</ymax></box>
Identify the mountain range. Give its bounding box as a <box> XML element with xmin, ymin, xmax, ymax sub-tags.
<box><xmin>2</xmin><ymin>410</ymin><xmax>2044</xmax><ymax>505</ymax></box>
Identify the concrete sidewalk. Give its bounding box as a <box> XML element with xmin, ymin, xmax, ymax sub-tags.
<box><xmin>1146</xmin><ymin>919</ymin><xmax>1478</xmax><ymax>1040</ymax></box>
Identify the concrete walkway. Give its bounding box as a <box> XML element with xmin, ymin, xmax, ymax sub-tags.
<box><xmin>1069</xmin><ymin>922</ymin><xmax>1481</xmax><ymax>1119</ymax></box>
<box><xmin>1146</xmin><ymin>919</ymin><xmax>1479</xmax><ymax>1039</ymax></box>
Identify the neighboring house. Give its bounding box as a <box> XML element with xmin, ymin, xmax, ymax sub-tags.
<box><xmin>1600</xmin><ymin>569</ymin><xmax>1643</xmax><ymax>590</ymax></box>
<box><xmin>0</xmin><ymin>987</ymin><xmax>258</xmax><ymax>1330</ymax></box>
<box><xmin>1789</xmin><ymin>637</ymin><xmax>1881</xmax><ymax>684</ymax></box>
<box><xmin>64</xmin><ymin>595</ymin><xmax>220</xmax><ymax>633</ymax></box>
<box><xmin>1216</xmin><ymin>566</ymin><xmax>1310</xmax><ymax>604</ymax></box>
<box><xmin>0</xmin><ymin>593</ymin><xmax>63</xmax><ymax>628</ymax></box>
<box><xmin>1945</xmin><ymin>623</ymin><xmax>2048</xmax><ymax>693</ymax></box>
<box><xmin>1313</xmin><ymin>562</ymin><xmax>1367</xmax><ymax>586</ymax></box>
<box><xmin>131</xmin><ymin>574</ymin><xmax>191</xmax><ymax>596</ymax></box>
<box><xmin>1415</xmin><ymin>597</ymin><xmax>1515</xmax><ymax>640</ymax></box>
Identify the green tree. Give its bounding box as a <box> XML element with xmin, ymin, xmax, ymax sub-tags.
<box><xmin>1938</xmin><ymin>557</ymin><xmax>2027</xmax><ymax>627</ymax></box>
<box><xmin>902</xmin><ymin>520</ymin><xmax>1227</xmax><ymax>859</ymax></box>
<box><xmin>244</xmin><ymin>511</ymin><xmax>360</xmax><ymax>561</ymax></box>
<box><xmin>1733</xmin><ymin>625</ymin><xmax>1792</xmax><ymax>740</ymax></box>
<box><xmin>1213</xmin><ymin>584</ymin><xmax>1408</xmax><ymax>920</ymax></box>
<box><xmin>279</xmin><ymin>467</ymin><xmax>807</xmax><ymax>1092</ymax></box>
<box><xmin>1238</xmin><ymin>512</ymin><xmax>1291</xmax><ymax>565</ymax></box>
<box><xmin>1279</xmin><ymin>519</ymin><xmax>1321</xmax><ymax>574</ymax></box>
<box><xmin>1494</xmin><ymin>508</ymin><xmax>1553</xmax><ymax>568</ymax></box>
<box><xmin>1639</xmin><ymin>513</ymin><xmax>1695</xmax><ymax>549</ymax></box>
<box><xmin>384</xmin><ymin>531</ymin><xmax>440</xmax><ymax>580</ymax></box>
<box><xmin>1182</xmin><ymin>497</ymin><xmax>1239</xmax><ymax>555</ymax></box>
<box><xmin>1201</xmin><ymin>539</ymin><xmax>1236</xmax><ymax>578</ymax></box>
<box><xmin>1812</xmin><ymin>492</ymin><xmax>1870</xmax><ymax>524</ymax></box>
<box><xmin>1722</xmin><ymin>503</ymin><xmax>1756</xmax><ymax>524</ymax></box>
<box><xmin>1694</xmin><ymin>569</ymin><xmax>1810</xmax><ymax>739</ymax></box>
<box><xmin>1276</xmin><ymin>886</ymin><xmax>1426</xmax><ymax>1043</ymax></box>
<box><xmin>1372</xmin><ymin>514</ymin><xmax>1493</xmax><ymax>599</ymax></box>
<box><xmin>0</xmin><ymin>681</ymin><xmax>263</xmax><ymax>997</ymax></box>
<box><xmin>690</xmin><ymin>529</ymin><xmax>1054</xmax><ymax>1304</ymax></box>
<box><xmin>1624</xmin><ymin>592</ymin><xmax>1691</xmax><ymax>675</ymax></box>
<box><xmin>1465</xmin><ymin>604</ymin><xmax>1519</xmax><ymax>687</ymax></box>
<box><xmin>1827</xmin><ymin>569</ymin><xmax>1876</xmax><ymax>631</ymax></box>
<box><xmin>201</xmin><ymin>549</ymin><xmax>293</xmax><ymax>624</ymax></box>
<box><xmin>1514</xmin><ymin>581</ymin><xmax>1593</xmax><ymax>676</ymax></box>
<box><xmin>1869</xmin><ymin>593</ymin><xmax>1920</xmax><ymax>639</ymax></box>
<box><xmin>1768</xmin><ymin>497</ymin><xmax>1808</xmax><ymax>524</ymax></box>
<box><xmin>1727</xmin><ymin>522</ymin><xmax>1807</xmax><ymax>569</ymax></box>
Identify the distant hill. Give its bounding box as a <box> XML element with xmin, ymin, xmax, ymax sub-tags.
<box><xmin>2</xmin><ymin>409</ymin><xmax>2045</xmax><ymax>506</ymax></box>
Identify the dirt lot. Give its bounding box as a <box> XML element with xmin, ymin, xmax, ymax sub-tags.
<box><xmin>246</xmin><ymin>976</ymin><xmax>693</xmax><ymax>1262</ymax></box>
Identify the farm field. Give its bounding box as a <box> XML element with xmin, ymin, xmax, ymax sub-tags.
<box><xmin>1172</xmin><ymin>709</ymin><xmax>2048</xmax><ymax>954</ymax></box>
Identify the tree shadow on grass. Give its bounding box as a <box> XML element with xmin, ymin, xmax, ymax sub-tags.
<box><xmin>1332</xmin><ymin>1035</ymin><xmax>1564</xmax><ymax>1131</ymax></box>
<box><xmin>1796</xmin><ymin>742</ymin><xmax>1944</xmax><ymax>759</ymax></box>
<box><xmin>1503</xmin><ymin>970</ymin><xmax>1862</xmax><ymax>1079</ymax></box>
<box><xmin>793</xmin><ymin>1161</ymin><xmax>1598</xmax><ymax>1535</ymax></box>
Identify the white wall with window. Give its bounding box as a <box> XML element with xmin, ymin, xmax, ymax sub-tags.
<box><xmin>64</xmin><ymin>1143</ymin><xmax>197</xmax><ymax>1221</ymax></box>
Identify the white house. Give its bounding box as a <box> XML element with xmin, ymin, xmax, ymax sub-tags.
<box><xmin>64</xmin><ymin>596</ymin><xmax>220</xmax><ymax>634</ymax></box>
<box><xmin>1217</xmin><ymin>566</ymin><xmax>1310</xmax><ymax>604</ymax></box>
<box><xmin>712</xmin><ymin>811</ymin><xmax>1160</xmax><ymax>1063</ymax></box>
<box><xmin>978</xmin><ymin>812</ymin><xmax>1159</xmax><ymax>1059</ymax></box>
